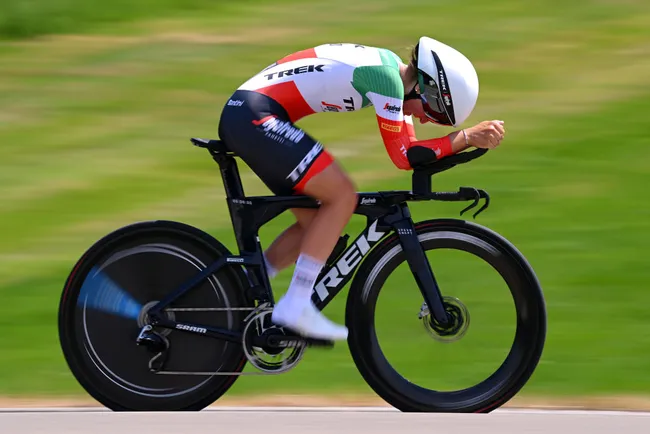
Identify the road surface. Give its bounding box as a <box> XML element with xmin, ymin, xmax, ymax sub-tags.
<box><xmin>1</xmin><ymin>407</ymin><xmax>649</xmax><ymax>433</ymax></box>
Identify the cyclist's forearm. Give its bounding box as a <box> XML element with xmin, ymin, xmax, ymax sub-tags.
<box><xmin>412</xmin><ymin>130</ymin><xmax>471</xmax><ymax>156</ymax></box>
<box><xmin>377</xmin><ymin>116</ymin><xmax>473</xmax><ymax>170</ymax></box>
<box><xmin>448</xmin><ymin>130</ymin><xmax>472</xmax><ymax>154</ymax></box>
<box><xmin>405</xmin><ymin>115</ymin><xmax>469</xmax><ymax>157</ymax></box>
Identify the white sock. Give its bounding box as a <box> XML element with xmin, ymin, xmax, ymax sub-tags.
<box><xmin>263</xmin><ymin>252</ymin><xmax>278</xmax><ymax>279</ymax></box>
<box><xmin>283</xmin><ymin>253</ymin><xmax>324</xmax><ymax>306</ymax></box>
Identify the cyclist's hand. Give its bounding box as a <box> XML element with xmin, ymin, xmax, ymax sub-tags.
<box><xmin>465</xmin><ymin>120</ymin><xmax>505</xmax><ymax>150</ymax></box>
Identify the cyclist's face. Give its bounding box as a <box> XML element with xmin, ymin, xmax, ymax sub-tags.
<box><xmin>403</xmin><ymin>98</ymin><xmax>432</xmax><ymax>124</ymax></box>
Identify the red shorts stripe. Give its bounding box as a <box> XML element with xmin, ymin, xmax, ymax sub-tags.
<box><xmin>293</xmin><ymin>150</ymin><xmax>335</xmax><ymax>193</ymax></box>
<box><xmin>251</xmin><ymin>115</ymin><xmax>275</xmax><ymax>126</ymax></box>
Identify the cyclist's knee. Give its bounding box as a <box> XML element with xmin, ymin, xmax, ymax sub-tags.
<box><xmin>320</xmin><ymin>172</ymin><xmax>357</xmax><ymax>218</ymax></box>
<box><xmin>336</xmin><ymin>177</ymin><xmax>358</xmax><ymax>215</ymax></box>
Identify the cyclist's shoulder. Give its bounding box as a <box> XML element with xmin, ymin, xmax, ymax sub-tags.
<box><xmin>351</xmin><ymin>52</ymin><xmax>404</xmax><ymax>99</ymax></box>
<box><xmin>318</xmin><ymin>43</ymin><xmax>404</xmax><ymax>63</ymax></box>
<box><xmin>269</xmin><ymin>43</ymin><xmax>404</xmax><ymax>71</ymax></box>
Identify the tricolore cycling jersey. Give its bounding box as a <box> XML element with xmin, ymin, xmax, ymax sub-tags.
<box><xmin>218</xmin><ymin>43</ymin><xmax>453</xmax><ymax>196</ymax></box>
<box><xmin>237</xmin><ymin>43</ymin><xmax>452</xmax><ymax>169</ymax></box>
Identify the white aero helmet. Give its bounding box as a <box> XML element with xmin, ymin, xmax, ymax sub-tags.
<box><xmin>414</xmin><ymin>36</ymin><xmax>479</xmax><ymax>127</ymax></box>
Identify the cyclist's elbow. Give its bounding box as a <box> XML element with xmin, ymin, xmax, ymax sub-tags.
<box><xmin>391</xmin><ymin>157</ymin><xmax>412</xmax><ymax>171</ymax></box>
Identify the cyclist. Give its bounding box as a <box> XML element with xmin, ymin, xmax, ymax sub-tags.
<box><xmin>218</xmin><ymin>36</ymin><xmax>505</xmax><ymax>341</ymax></box>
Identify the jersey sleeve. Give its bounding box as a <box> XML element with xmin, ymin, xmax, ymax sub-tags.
<box><xmin>353</xmin><ymin>65</ymin><xmax>454</xmax><ymax>170</ymax></box>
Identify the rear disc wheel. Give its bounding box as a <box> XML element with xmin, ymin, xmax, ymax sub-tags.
<box><xmin>58</xmin><ymin>221</ymin><xmax>251</xmax><ymax>411</ymax></box>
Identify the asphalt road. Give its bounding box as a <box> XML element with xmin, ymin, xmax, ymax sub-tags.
<box><xmin>1</xmin><ymin>407</ymin><xmax>649</xmax><ymax>434</ymax></box>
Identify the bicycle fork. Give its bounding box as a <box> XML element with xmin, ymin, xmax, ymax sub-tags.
<box><xmin>390</xmin><ymin>208</ymin><xmax>451</xmax><ymax>327</ymax></box>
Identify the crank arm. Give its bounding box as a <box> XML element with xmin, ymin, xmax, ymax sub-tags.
<box><xmin>264</xmin><ymin>332</ymin><xmax>334</xmax><ymax>349</ymax></box>
<box><xmin>153</xmin><ymin>370</ymin><xmax>284</xmax><ymax>376</ymax></box>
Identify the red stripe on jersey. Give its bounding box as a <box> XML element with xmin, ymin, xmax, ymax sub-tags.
<box><xmin>375</xmin><ymin>116</ymin><xmax>453</xmax><ymax>170</ymax></box>
<box><xmin>294</xmin><ymin>149</ymin><xmax>334</xmax><ymax>193</ymax></box>
<box><xmin>277</xmin><ymin>48</ymin><xmax>318</xmax><ymax>64</ymax></box>
<box><xmin>415</xmin><ymin>136</ymin><xmax>453</xmax><ymax>158</ymax></box>
<box><xmin>256</xmin><ymin>81</ymin><xmax>315</xmax><ymax>123</ymax></box>
<box><xmin>376</xmin><ymin>117</ymin><xmax>411</xmax><ymax>170</ymax></box>
<box><xmin>405</xmin><ymin>120</ymin><xmax>416</xmax><ymax>140</ymax></box>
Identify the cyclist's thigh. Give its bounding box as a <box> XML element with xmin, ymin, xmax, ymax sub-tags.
<box><xmin>300</xmin><ymin>161</ymin><xmax>356</xmax><ymax>204</ymax></box>
<box><xmin>219</xmin><ymin>90</ymin><xmax>336</xmax><ymax>197</ymax></box>
<box><xmin>291</xmin><ymin>208</ymin><xmax>318</xmax><ymax>228</ymax></box>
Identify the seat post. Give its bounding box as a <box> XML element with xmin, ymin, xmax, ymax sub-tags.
<box><xmin>212</xmin><ymin>152</ymin><xmax>245</xmax><ymax>199</ymax></box>
<box><xmin>211</xmin><ymin>151</ymin><xmax>260</xmax><ymax>255</ymax></box>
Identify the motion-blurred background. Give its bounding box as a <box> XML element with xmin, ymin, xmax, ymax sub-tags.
<box><xmin>1</xmin><ymin>0</ymin><xmax>649</xmax><ymax>406</ymax></box>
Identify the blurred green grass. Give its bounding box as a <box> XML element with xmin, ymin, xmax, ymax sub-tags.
<box><xmin>0</xmin><ymin>0</ymin><xmax>284</xmax><ymax>39</ymax></box>
<box><xmin>1</xmin><ymin>0</ymin><xmax>650</xmax><ymax>399</ymax></box>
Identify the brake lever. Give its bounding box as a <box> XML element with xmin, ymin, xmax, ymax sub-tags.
<box><xmin>458</xmin><ymin>187</ymin><xmax>490</xmax><ymax>219</ymax></box>
<box><xmin>472</xmin><ymin>190</ymin><xmax>490</xmax><ymax>218</ymax></box>
<box><xmin>458</xmin><ymin>187</ymin><xmax>480</xmax><ymax>217</ymax></box>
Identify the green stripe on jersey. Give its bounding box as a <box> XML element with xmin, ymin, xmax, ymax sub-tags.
<box><xmin>378</xmin><ymin>48</ymin><xmax>400</xmax><ymax>69</ymax></box>
<box><xmin>352</xmin><ymin>65</ymin><xmax>404</xmax><ymax>106</ymax></box>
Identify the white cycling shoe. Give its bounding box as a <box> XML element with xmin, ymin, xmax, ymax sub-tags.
<box><xmin>271</xmin><ymin>297</ymin><xmax>348</xmax><ymax>341</ymax></box>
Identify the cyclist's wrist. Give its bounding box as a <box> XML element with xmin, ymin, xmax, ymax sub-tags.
<box><xmin>449</xmin><ymin>130</ymin><xmax>471</xmax><ymax>153</ymax></box>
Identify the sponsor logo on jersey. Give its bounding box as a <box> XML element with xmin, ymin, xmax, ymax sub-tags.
<box><xmin>321</xmin><ymin>101</ymin><xmax>343</xmax><ymax>112</ymax></box>
<box><xmin>286</xmin><ymin>142</ymin><xmax>323</xmax><ymax>182</ymax></box>
<box><xmin>383</xmin><ymin>103</ymin><xmax>401</xmax><ymax>114</ymax></box>
<box><xmin>264</xmin><ymin>64</ymin><xmax>326</xmax><ymax>80</ymax></box>
<box><xmin>252</xmin><ymin>116</ymin><xmax>305</xmax><ymax>144</ymax></box>
<box><xmin>227</xmin><ymin>99</ymin><xmax>244</xmax><ymax>107</ymax></box>
<box><xmin>380</xmin><ymin>122</ymin><xmax>401</xmax><ymax>133</ymax></box>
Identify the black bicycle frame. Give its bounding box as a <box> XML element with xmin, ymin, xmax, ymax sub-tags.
<box><xmin>146</xmin><ymin>139</ymin><xmax>490</xmax><ymax>342</ymax></box>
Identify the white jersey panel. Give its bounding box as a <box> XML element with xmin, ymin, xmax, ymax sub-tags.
<box><xmin>313</xmin><ymin>43</ymin><xmax>383</xmax><ymax>68</ymax></box>
<box><xmin>237</xmin><ymin>43</ymin><xmax>398</xmax><ymax>115</ymax></box>
<box><xmin>299</xmin><ymin>60</ymin><xmax>360</xmax><ymax>114</ymax></box>
<box><xmin>366</xmin><ymin>92</ymin><xmax>404</xmax><ymax>122</ymax></box>
<box><xmin>240</xmin><ymin>58</ymin><xmax>364</xmax><ymax>114</ymax></box>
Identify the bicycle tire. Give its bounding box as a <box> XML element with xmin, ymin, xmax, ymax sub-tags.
<box><xmin>58</xmin><ymin>220</ymin><xmax>251</xmax><ymax>411</ymax></box>
<box><xmin>345</xmin><ymin>218</ymin><xmax>546</xmax><ymax>412</ymax></box>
